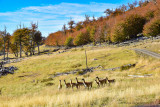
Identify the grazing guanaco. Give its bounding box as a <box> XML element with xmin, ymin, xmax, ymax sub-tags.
<box><xmin>58</xmin><ymin>80</ymin><xmax>62</xmax><ymax>90</ymax></box>
<box><xmin>70</xmin><ymin>79</ymin><xmax>78</xmax><ymax>89</ymax></box>
<box><xmin>82</xmin><ymin>79</ymin><xmax>92</xmax><ymax>90</ymax></box>
<box><xmin>95</xmin><ymin>80</ymin><xmax>100</xmax><ymax>87</ymax></box>
<box><xmin>106</xmin><ymin>77</ymin><xmax>115</xmax><ymax>84</ymax></box>
<box><xmin>64</xmin><ymin>80</ymin><xmax>71</xmax><ymax>88</ymax></box>
<box><xmin>75</xmin><ymin>77</ymin><xmax>84</xmax><ymax>88</ymax></box>
<box><xmin>96</xmin><ymin>76</ymin><xmax>107</xmax><ymax>86</ymax></box>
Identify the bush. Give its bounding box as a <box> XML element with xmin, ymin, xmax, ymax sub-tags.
<box><xmin>145</xmin><ymin>10</ymin><xmax>155</xmax><ymax>21</ymax></box>
<box><xmin>111</xmin><ymin>14</ymin><xmax>146</xmax><ymax>42</ymax></box>
<box><xmin>111</xmin><ymin>22</ymin><xmax>128</xmax><ymax>42</ymax></box>
<box><xmin>74</xmin><ymin>30</ymin><xmax>90</xmax><ymax>46</ymax></box>
<box><xmin>120</xmin><ymin>64</ymin><xmax>136</xmax><ymax>71</ymax></box>
<box><xmin>64</xmin><ymin>36</ymin><xmax>73</xmax><ymax>47</ymax></box>
<box><xmin>143</xmin><ymin>18</ymin><xmax>160</xmax><ymax>37</ymax></box>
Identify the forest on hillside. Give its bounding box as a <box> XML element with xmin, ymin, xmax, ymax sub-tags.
<box><xmin>45</xmin><ymin>0</ymin><xmax>160</xmax><ymax>46</ymax></box>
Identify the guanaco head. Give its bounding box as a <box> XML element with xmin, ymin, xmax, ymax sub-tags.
<box><xmin>64</xmin><ymin>80</ymin><xmax>66</xmax><ymax>83</ymax></box>
<box><xmin>82</xmin><ymin>78</ymin><xmax>85</xmax><ymax>82</ymax></box>
<box><xmin>96</xmin><ymin>76</ymin><xmax>99</xmax><ymax>80</ymax></box>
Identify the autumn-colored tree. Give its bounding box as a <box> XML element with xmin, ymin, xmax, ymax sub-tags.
<box><xmin>65</xmin><ymin>36</ymin><xmax>73</xmax><ymax>47</ymax></box>
<box><xmin>92</xmin><ymin>15</ymin><xmax>96</xmax><ymax>21</ymax></box>
<box><xmin>104</xmin><ymin>9</ymin><xmax>113</xmax><ymax>16</ymax></box>
<box><xmin>83</xmin><ymin>14</ymin><xmax>90</xmax><ymax>26</ymax></box>
<box><xmin>68</xmin><ymin>19</ymin><xmax>75</xmax><ymax>32</ymax></box>
<box><xmin>111</xmin><ymin>14</ymin><xmax>146</xmax><ymax>42</ymax></box>
<box><xmin>75</xmin><ymin>22</ymin><xmax>83</xmax><ymax>31</ymax></box>
<box><xmin>12</xmin><ymin>28</ymin><xmax>31</xmax><ymax>58</ymax></box>
<box><xmin>74</xmin><ymin>30</ymin><xmax>90</xmax><ymax>46</ymax></box>
<box><xmin>143</xmin><ymin>18</ymin><xmax>160</xmax><ymax>37</ymax></box>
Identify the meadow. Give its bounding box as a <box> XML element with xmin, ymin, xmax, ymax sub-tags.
<box><xmin>0</xmin><ymin>41</ymin><xmax>160</xmax><ymax>107</ymax></box>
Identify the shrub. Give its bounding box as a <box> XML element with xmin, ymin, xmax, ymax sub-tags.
<box><xmin>111</xmin><ymin>22</ymin><xmax>127</xmax><ymax>42</ymax></box>
<box><xmin>71</xmin><ymin>63</ymin><xmax>82</xmax><ymax>68</ymax></box>
<box><xmin>120</xmin><ymin>64</ymin><xmax>136</xmax><ymax>71</ymax></box>
<box><xmin>64</xmin><ymin>36</ymin><xmax>73</xmax><ymax>47</ymax></box>
<box><xmin>111</xmin><ymin>14</ymin><xmax>146</xmax><ymax>42</ymax></box>
<box><xmin>89</xmin><ymin>26</ymin><xmax>96</xmax><ymax>44</ymax></box>
<box><xmin>145</xmin><ymin>10</ymin><xmax>155</xmax><ymax>21</ymax></box>
<box><xmin>143</xmin><ymin>18</ymin><xmax>160</xmax><ymax>37</ymax></box>
<box><xmin>74</xmin><ymin>30</ymin><xmax>90</xmax><ymax>46</ymax></box>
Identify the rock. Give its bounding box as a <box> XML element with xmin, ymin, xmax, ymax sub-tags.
<box><xmin>93</xmin><ymin>58</ymin><xmax>98</xmax><ymax>60</ymax></box>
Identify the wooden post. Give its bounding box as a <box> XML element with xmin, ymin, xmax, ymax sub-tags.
<box><xmin>85</xmin><ymin>49</ymin><xmax>88</xmax><ymax>69</ymax></box>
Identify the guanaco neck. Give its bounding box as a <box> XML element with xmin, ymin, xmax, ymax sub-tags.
<box><xmin>76</xmin><ymin>78</ymin><xmax>78</xmax><ymax>83</ymax></box>
<box><xmin>70</xmin><ymin>80</ymin><xmax>72</xmax><ymax>84</ymax></box>
<box><xmin>64</xmin><ymin>80</ymin><xmax>66</xmax><ymax>85</ymax></box>
<box><xmin>59</xmin><ymin>81</ymin><xmax>61</xmax><ymax>85</ymax></box>
<box><xmin>82</xmin><ymin>79</ymin><xmax>85</xmax><ymax>83</ymax></box>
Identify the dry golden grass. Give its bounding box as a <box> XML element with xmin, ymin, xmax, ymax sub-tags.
<box><xmin>0</xmin><ymin>42</ymin><xmax>160</xmax><ymax>107</ymax></box>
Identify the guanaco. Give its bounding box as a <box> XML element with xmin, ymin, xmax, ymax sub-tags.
<box><xmin>96</xmin><ymin>76</ymin><xmax>107</xmax><ymax>86</ymax></box>
<box><xmin>82</xmin><ymin>78</ymin><xmax>92</xmax><ymax>90</ymax></box>
<box><xmin>106</xmin><ymin>77</ymin><xmax>115</xmax><ymax>84</ymax></box>
<box><xmin>95</xmin><ymin>80</ymin><xmax>100</xmax><ymax>87</ymax></box>
<box><xmin>58</xmin><ymin>80</ymin><xmax>62</xmax><ymax>90</ymax></box>
<box><xmin>64</xmin><ymin>80</ymin><xmax>71</xmax><ymax>88</ymax></box>
<box><xmin>75</xmin><ymin>77</ymin><xmax>84</xmax><ymax>88</ymax></box>
<box><xmin>70</xmin><ymin>79</ymin><xmax>78</xmax><ymax>89</ymax></box>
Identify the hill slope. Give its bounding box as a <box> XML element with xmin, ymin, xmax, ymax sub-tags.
<box><xmin>0</xmin><ymin>39</ymin><xmax>160</xmax><ymax>106</ymax></box>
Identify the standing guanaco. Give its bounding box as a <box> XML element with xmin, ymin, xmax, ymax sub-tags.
<box><xmin>82</xmin><ymin>78</ymin><xmax>92</xmax><ymax>90</ymax></box>
<box><xmin>96</xmin><ymin>76</ymin><xmax>107</xmax><ymax>86</ymax></box>
<box><xmin>64</xmin><ymin>80</ymin><xmax>71</xmax><ymax>88</ymax></box>
<box><xmin>70</xmin><ymin>79</ymin><xmax>78</xmax><ymax>89</ymax></box>
<box><xmin>106</xmin><ymin>77</ymin><xmax>115</xmax><ymax>84</ymax></box>
<box><xmin>95</xmin><ymin>80</ymin><xmax>100</xmax><ymax>87</ymax></box>
<box><xmin>75</xmin><ymin>77</ymin><xmax>84</xmax><ymax>88</ymax></box>
<box><xmin>58</xmin><ymin>80</ymin><xmax>62</xmax><ymax>90</ymax></box>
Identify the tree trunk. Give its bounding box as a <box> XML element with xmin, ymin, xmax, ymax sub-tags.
<box><xmin>37</xmin><ymin>43</ymin><xmax>40</xmax><ymax>55</ymax></box>
<box><xmin>7</xmin><ymin>41</ymin><xmax>9</xmax><ymax>60</ymax></box>
<box><xmin>16</xmin><ymin>42</ymin><xmax>18</xmax><ymax>58</ymax></box>
<box><xmin>3</xmin><ymin>40</ymin><xmax>5</xmax><ymax>60</ymax></box>
<box><xmin>20</xmin><ymin>41</ymin><xmax>22</xmax><ymax>58</ymax></box>
<box><xmin>33</xmin><ymin>42</ymin><xmax>35</xmax><ymax>55</ymax></box>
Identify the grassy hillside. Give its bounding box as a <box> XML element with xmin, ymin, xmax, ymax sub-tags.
<box><xmin>0</xmin><ymin>40</ymin><xmax>160</xmax><ymax>106</ymax></box>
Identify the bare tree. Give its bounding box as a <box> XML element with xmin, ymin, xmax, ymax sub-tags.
<box><xmin>31</xmin><ymin>22</ymin><xmax>38</xmax><ymax>55</ymax></box>
<box><xmin>62</xmin><ymin>24</ymin><xmax>67</xmax><ymax>35</ymax></box>
<box><xmin>92</xmin><ymin>15</ymin><xmax>96</xmax><ymax>21</ymax></box>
